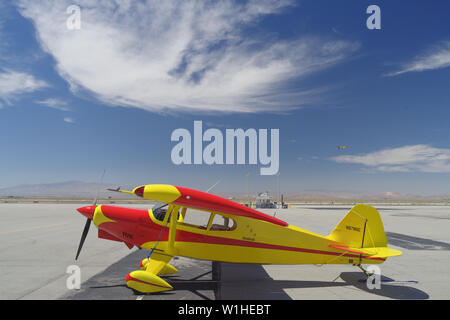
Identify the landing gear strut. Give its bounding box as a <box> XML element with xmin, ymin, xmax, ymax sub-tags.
<box><xmin>356</xmin><ymin>264</ymin><xmax>373</xmax><ymax>278</ymax></box>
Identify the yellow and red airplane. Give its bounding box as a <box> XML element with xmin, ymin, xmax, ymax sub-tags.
<box><xmin>75</xmin><ymin>184</ymin><xmax>402</xmax><ymax>294</ymax></box>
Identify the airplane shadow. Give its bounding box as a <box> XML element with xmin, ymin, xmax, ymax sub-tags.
<box><xmin>146</xmin><ymin>263</ymin><xmax>429</xmax><ymax>300</ymax></box>
<box><xmin>62</xmin><ymin>249</ymin><xmax>428</xmax><ymax>300</ymax></box>
<box><xmin>339</xmin><ymin>272</ymin><xmax>429</xmax><ymax>300</ymax></box>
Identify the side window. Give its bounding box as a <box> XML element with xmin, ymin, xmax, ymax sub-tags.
<box><xmin>180</xmin><ymin>209</ymin><xmax>212</xmax><ymax>230</ymax></box>
<box><xmin>209</xmin><ymin>214</ymin><xmax>236</xmax><ymax>231</ymax></box>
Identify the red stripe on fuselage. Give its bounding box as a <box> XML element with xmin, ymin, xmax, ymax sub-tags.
<box><xmin>174</xmin><ymin>229</ymin><xmax>385</xmax><ymax>261</ymax></box>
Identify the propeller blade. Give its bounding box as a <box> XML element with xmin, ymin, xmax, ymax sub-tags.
<box><xmin>75</xmin><ymin>170</ymin><xmax>105</xmax><ymax>260</ymax></box>
<box><xmin>75</xmin><ymin>218</ymin><xmax>91</xmax><ymax>260</ymax></box>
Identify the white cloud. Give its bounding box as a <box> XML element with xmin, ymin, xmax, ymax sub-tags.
<box><xmin>63</xmin><ymin>117</ymin><xmax>75</xmax><ymax>123</ymax></box>
<box><xmin>387</xmin><ymin>41</ymin><xmax>450</xmax><ymax>76</ymax></box>
<box><xmin>0</xmin><ymin>69</ymin><xmax>48</xmax><ymax>103</ymax></box>
<box><xmin>17</xmin><ymin>0</ymin><xmax>358</xmax><ymax>114</ymax></box>
<box><xmin>36</xmin><ymin>98</ymin><xmax>70</xmax><ymax>111</ymax></box>
<box><xmin>331</xmin><ymin>145</ymin><xmax>450</xmax><ymax>173</ymax></box>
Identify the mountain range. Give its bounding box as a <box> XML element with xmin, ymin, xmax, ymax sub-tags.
<box><xmin>0</xmin><ymin>181</ymin><xmax>449</xmax><ymax>200</ymax></box>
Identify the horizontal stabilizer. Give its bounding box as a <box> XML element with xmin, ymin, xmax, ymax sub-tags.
<box><xmin>330</xmin><ymin>244</ymin><xmax>402</xmax><ymax>259</ymax></box>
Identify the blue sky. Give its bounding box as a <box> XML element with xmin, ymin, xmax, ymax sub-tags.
<box><xmin>1</xmin><ymin>0</ymin><xmax>450</xmax><ymax>196</ymax></box>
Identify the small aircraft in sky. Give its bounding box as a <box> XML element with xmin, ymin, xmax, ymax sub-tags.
<box><xmin>76</xmin><ymin>184</ymin><xmax>401</xmax><ymax>294</ymax></box>
<box><xmin>337</xmin><ymin>146</ymin><xmax>347</xmax><ymax>150</ymax></box>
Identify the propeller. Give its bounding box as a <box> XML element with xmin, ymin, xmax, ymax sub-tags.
<box><xmin>75</xmin><ymin>218</ymin><xmax>91</xmax><ymax>260</ymax></box>
<box><xmin>75</xmin><ymin>169</ymin><xmax>105</xmax><ymax>260</ymax></box>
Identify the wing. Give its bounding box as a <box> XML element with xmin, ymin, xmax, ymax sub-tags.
<box><xmin>133</xmin><ymin>184</ymin><xmax>288</xmax><ymax>227</ymax></box>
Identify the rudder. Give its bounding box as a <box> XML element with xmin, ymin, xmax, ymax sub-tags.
<box><xmin>327</xmin><ymin>204</ymin><xmax>387</xmax><ymax>249</ymax></box>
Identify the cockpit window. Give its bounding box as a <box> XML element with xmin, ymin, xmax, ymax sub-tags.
<box><xmin>152</xmin><ymin>206</ymin><xmax>236</xmax><ymax>232</ymax></box>
<box><xmin>179</xmin><ymin>209</ymin><xmax>211</xmax><ymax>229</ymax></box>
<box><xmin>153</xmin><ymin>205</ymin><xmax>181</xmax><ymax>223</ymax></box>
<box><xmin>209</xmin><ymin>214</ymin><xmax>236</xmax><ymax>231</ymax></box>
<box><xmin>153</xmin><ymin>207</ymin><xmax>167</xmax><ymax>222</ymax></box>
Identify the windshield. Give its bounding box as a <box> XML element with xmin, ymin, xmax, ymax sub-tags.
<box><xmin>152</xmin><ymin>203</ymin><xmax>168</xmax><ymax>221</ymax></box>
<box><xmin>152</xmin><ymin>202</ymin><xmax>168</xmax><ymax>210</ymax></box>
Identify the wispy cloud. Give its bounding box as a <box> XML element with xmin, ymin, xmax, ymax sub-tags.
<box><xmin>331</xmin><ymin>145</ymin><xmax>450</xmax><ymax>173</ymax></box>
<box><xmin>36</xmin><ymin>98</ymin><xmax>70</xmax><ymax>111</ymax></box>
<box><xmin>17</xmin><ymin>0</ymin><xmax>359</xmax><ymax>114</ymax></box>
<box><xmin>0</xmin><ymin>69</ymin><xmax>48</xmax><ymax>104</ymax></box>
<box><xmin>387</xmin><ymin>41</ymin><xmax>450</xmax><ymax>76</ymax></box>
<box><xmin>63</xmin><ymin>117</ymin><xmax>75</xmax><ymax>123</ymax></box>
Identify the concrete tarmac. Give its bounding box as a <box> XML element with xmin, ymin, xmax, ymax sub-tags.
<box><xmin>1</xmin><ymin>203</ymin><xmax>448</xmax><ymax>299</ymax></box>
<box><xmin>0</xmin><ymin>203</ymin><xmax>132</xmax><ymax>299</ymax></box>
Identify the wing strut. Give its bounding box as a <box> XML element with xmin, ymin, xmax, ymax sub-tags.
<box><xmin>167</xmin><ymin>205</ymin><xmax>179</xmax><ymax>255</ymax></box>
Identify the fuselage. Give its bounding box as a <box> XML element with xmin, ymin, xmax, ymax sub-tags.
<box><xmin>78</xmin><ymin>204</ymin><xmax>385</xmax><ymax>266</ymax></box>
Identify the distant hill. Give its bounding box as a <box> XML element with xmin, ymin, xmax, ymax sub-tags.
<box><xmin>0</xmin><ymin>181</ymin><xmax>134</xmax><ymax>199</ymax></box>
<box><xmin>281</xmin><ymin>190</ymin><xmax>450</xmax><ymax>201</ymax></box>
<box><xmin>0</xmin><ymin>181</ymin><xmax>449</xmax><ymax>202</ymax></box>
